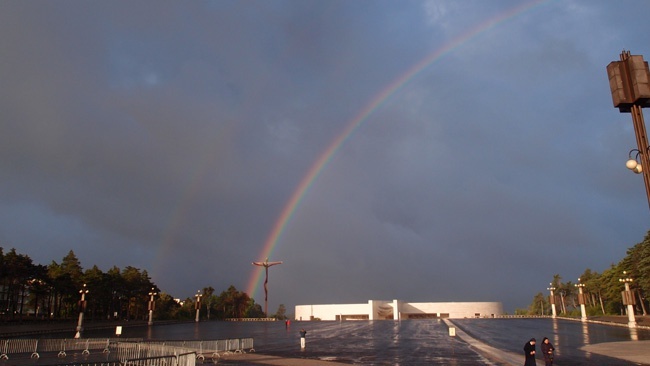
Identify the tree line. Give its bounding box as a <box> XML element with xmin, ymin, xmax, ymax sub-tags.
<box><xmin>0</xmin><ymin>248</ymin><xmax>287</xmax><ymax>322</ymax></box>
<box><xmin>523</xmin><ymin>230</ymin><xmax>650</xmax><ymax>316</ymax></box>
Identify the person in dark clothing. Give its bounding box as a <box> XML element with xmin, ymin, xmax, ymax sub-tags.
<box><xmin>541</xmin><ymin>337</ymin><xmax>555</xmax><ymax>366</ymax></box>
<box><xmin>523</xmin><ymin>338</ymin><xmax>536</xmax><ymax>366</ymax></box>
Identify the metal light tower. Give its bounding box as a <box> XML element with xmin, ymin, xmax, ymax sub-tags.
<box><xmin>619</xmin><ymin>271</ymin><xmax>637</xmax><ymax>328</ymax></box>
<box><xmin>607</xmin><ymin>50</ymin><xmax>650</xmax><ymax>209</ymax></box>
<box><xmin>148</xmin><ymin>288</ymin><xmax>157</xmax><ymax>326</ymax></box>
<box><xmin>575</xmin><ymin>278</ymin><xmax>587</xmax><ymax>321</ymax></box>
<box><xmin>252</xmin><ymin>257</ymin><xmax>283</xmax><ymax>317</ymax></box>
<box><xmin>547</xmin><ymin>283</ymin><xmax>557</xmax><ymax>318</ymax></box>
<box><xmin>75</xmin><ymin>284</ymin><xmax>89</xmax><ymax>339</ymax></box>
<box><xmin>194</xmin><ymin>290</ymin><xmax>203</xmax><ymax>322</ymax></box>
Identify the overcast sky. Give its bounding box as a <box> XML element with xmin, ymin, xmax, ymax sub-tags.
<box><xmin>2</xmin><ymin>0</ymin><xmax>650</xmax><ymax>313</ymax></box>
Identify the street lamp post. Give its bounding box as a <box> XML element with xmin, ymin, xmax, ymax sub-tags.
<box><xmin>547</xmin><ymin>284</ymin><xmax>557</xmax><ymax>318</ymax></box>
<box><xmin>75</xmin><ymin>284</ymin><xmax>89</xmax><ymax>339</ymax></box>
<box><xmin>195</xmin><ymin>291</ymin><xmax>202</xmax><ymax>322</ymax></box>
<box><xmin>607</xmin><ymin>51</ymin><xmax>650</xmax><ymax>209</ymax></box>
<box><xmin>619</xmin><ymin>271</ymin><xmax>637</xmax><ymax>328</ymax></box>
<box><xmin>575</xmin><ymin>278</ymin><xmax>587</xmax><ymax>321</ymax></box>
<box><xmin>252</xmin><ymin>258</ymin><xmax>283</xmax><ymax>317</ymax></box>
<box><xmin>148</xmin><ymin>288</ymin><xmax>157</xmax><ymax>326</ymax></box>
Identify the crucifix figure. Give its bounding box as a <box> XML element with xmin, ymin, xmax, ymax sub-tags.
<box><xmin>252</xmin><ymin>257</ymin><xmax>283</xmax><ymax>317</ymax></box>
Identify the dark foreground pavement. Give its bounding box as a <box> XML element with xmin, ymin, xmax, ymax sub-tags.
<box><xmin>212</xmin><ymin>338</ymin><xmax>650</xmax><ymax>366</ymax></box>
<box><xmin>2</xmin><ymin>318</ymin><xmax>650</xmax><ymax>365</ymax></box>
<box><xmin>215</xmin><ymin>320</ymin><xmax>650</xmax><ymax>366</ymax></box>
<box><xmin>581</xmin><ymin>340</ymin><xmax>650</xmax><ymax>365</ymax></box>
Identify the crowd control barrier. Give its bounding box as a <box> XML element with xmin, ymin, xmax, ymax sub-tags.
<box><xmin>0</xmin><ymin>337</ymin><xmax>253</xmax><ymax>364</ymax></box>
<box><xmin>120</xmin><ymin>352</ymin><xmax>196</xmax><ymax>366</ymax></box>
<box><xmin>145</xmin><ymin>337</ymin><xmax>254</xmax><ymax>359</ymax></box>
<box><xmin>0</xmin><ymin>337</ymin><xmax>141</xmax><ymax>360</ymax></box>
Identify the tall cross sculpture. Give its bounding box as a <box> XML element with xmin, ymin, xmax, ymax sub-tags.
<box><xmin>252</xmin><ymin>257</ymin><xmax>283</xmax><ymax>317</ymax></box>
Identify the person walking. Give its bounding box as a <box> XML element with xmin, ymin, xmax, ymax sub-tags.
<box><xmin>523</xmin><ymin>338</ymin><xmax>536</xmax><ymax>366</ymax></box>
<box><xmin>541</xmin><ymin>337</ymin><xmax>555</xmax><ymax>366</ymax></box>
<box><xmin>299</xmin><ymin>329</ymin><xmax>307</xmax><ymax>349</ymax></box>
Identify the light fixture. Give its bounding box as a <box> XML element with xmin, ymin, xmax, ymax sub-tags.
<box><xmin>618</xmin><ymin>270</ymin><xmax>637</xmax><ymax>328</ymax></box>
<box><xmin>627</xmin><ymin>149</ymin><xmax>643</xmax><ymax>174</ymax></box>
<box><xmin>608</xmin><ymin>51</ymin><xmax>650</xmax><ymax>210</ymax></box>
<box><xmin>619</xmin><ymin>270</ymin><xmax>634</xmax><ymax>283</ymax></box>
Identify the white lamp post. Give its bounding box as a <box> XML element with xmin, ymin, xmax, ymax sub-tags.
<box><xmin>619</xmin><ymin>271</ymin><xmax>637</xmax><ymax>328</ymax></box>
<box><xmin>575</xmin><ymin>278</ymin><xmax>587</xmax><ymax>321</ymax></box>
<box><xmin>75</xmin><ymin>284</ymin><xmax>89</xmax><ymax>339</ymax></box>
<box><xmin>148</xmin><ymin>288</ymin><xmax>157</xmax><ymax>326</ymax></box>
<box><xmin>547</xmin><ymin>284</ymin><xmax>557</xmax><ymax>318</ymax></box>
<box><xmin>195</xmin><ymin>291</ymin><xmax>203</xmax><ymax>322</ymax></box>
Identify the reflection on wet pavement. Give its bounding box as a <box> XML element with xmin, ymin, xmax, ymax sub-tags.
<box><xmin>452</xmin><ymin>318</ymin><xmax>650</xmax><ymax>366</ymax></box>
<box><xmin>75</xmin><ymin>318</ymin><xmax>650</xmax><ymax>365</ymax></box>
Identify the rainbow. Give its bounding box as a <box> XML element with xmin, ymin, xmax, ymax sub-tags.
<box><xmin>246</xmin><ymin>0</ymin><xmax>549</xmax><ymax>299</ymax></box>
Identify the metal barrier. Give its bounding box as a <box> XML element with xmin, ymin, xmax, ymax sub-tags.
<box><xmin>145</xmin><ymin>338</ymin><xmax>254</xmax><ymax>359</ymax></box>
<box><xmin>0</xmin><ymin>339</ymin><xmax>39</xmax><ymax>359</ymax></box>
<box><xmin>142</xmin><ymin>341</ymin><xmax>206</xmax><ymax>360</ymax></box>
<box><xmin>215</xmin><ymin>339</ymin><xmax>228</xmax><ymax>357</ymax></box>
<box><xmin>225</xmin><ymin>317</ymin><xmax>276</xmax><ymax>321</ymax></box>
<box><xmin>0</xmin><ymin>337</ymin><xmax>141</xmax><ymax>360</ymax></box>
<box><xmin>122</xmin><ymin>355</ymin><xmax>178</xmax><ymax>366</ymax></box>
<box><xmin>175</xmin><ymin>352</ymin><xmax>196</xmax><ymax>366</ymax></box>
<box><xmin>241</xmin><ymin>338</ymin><xmax>255</xmax><ymax>353</ymax></box>
<box><xmin>37</xmin><ymin>338</ymin><xmax>68</xmax><ymax>357</ymax></box>
<box><xmin>0</xmin><ymin>337</ymin><xmax>250</xmax><ymax>364</ymax></box>
<box><xmin>117</xmin><ymin>351</ymin><xmax>195</xmax><ymax>366</ymax></box>
<box><xmin>28</xmin><ymin>351</ymin><xmax>196</xmax><ymax>366</ymax></box>
<box><xmin>111</xmin><ymin>342</ymin><xmax>196</xmax><ymax>364</ymax></box>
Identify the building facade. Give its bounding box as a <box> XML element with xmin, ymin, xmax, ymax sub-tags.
<box><xmin>295</xmin><ymin>300</ymin><xmax>503</xmax><ymax>321</ymax></box>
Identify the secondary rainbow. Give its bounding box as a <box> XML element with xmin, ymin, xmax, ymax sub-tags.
<box><xmin>247</xmin><ymin>0</ymin><xmax>548</xmax><ymax>299</ymax></box>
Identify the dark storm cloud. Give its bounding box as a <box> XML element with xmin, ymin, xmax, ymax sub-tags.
<box><xmin>1</xmin><ymin>0</ymin><xmax>649</xmax><ymax>312</ymax></box>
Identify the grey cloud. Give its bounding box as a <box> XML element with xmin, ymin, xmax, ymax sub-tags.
<box><xmin>1</xmin><ymin>0</ymin><xmax>650</xmax><ymax>312</ymax></box>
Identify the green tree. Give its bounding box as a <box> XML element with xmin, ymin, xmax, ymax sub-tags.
<box><xmin>538</xmin><ymin>292</ymin><xmax>549</xmax><ymax>315</ymax></box>
<box><xmin>202</xmin><ymin>287</ymin><xmax>215</xmax><ymax>320</ymax></box>
<box><xmin>247</xmin><ymin>302</ymin><xmax>264</xmax><ymax>318</ymax></box>
<box><xmin>274</xmin><ymin>304</ymin><xmax>287</xmax><ymax>320</ymax></box>
<box><xmin>0</xmin><ymin>247</ymin><xmax>4</xmax><ymax>313</ymax></box>
<box><xmin>105</xmin><ymin>266</ymin><xmax>125</xmax><ymax>319</ymax></box>
<box><xmin>621</xmin><ymin>233</ymin><xmax>650</xmax><ymax>315</ymax></box>
<box><xmin>638</xmin><ymin>233</ymin><xmax>650</xmax><ymax>297</ymax></box>
<box><xmin>532</xmin><ymin>230</ymin><xmax>650</xmax><ymax>316</ymax></box>
<box><xmin>579</xmin><ymin>268</ymin><xmax>606</xmax><ymax>315</ymax></box>
<box><xmin>177</xmin><ymin>297</ymin><xmax>194</xmax><ymax>320</ymax></box>
<box><xmin>2</xmin><ymin>248</ymin><xmax>37</xmax><ymax>317</ymax></box>
<box><xmin>0</xmin><ymin>247</ymin><xmax>275</xmax><ymax>322</ymax></box>
<box><xmin>48</xmin><ymin>250</ymin><xmax>84</xmax><ymax>318</ymax></box>
<box><xmin>153</xmin><ymin>292</ymin><xmax>181</xmax><ymax>320</ymax></box>
<box><xmin>121</xmin><ymin>266</ymin><xmax>154</xmax><ymax>320</ymax></box>
<box><xmin>27</xmin><ymin>264</ymin><xmax>51</xmax><ymax>318</ymax></box>
<box><xmin>598</xmin><ymin>264</ymin><xmax>624</xmax><ymax>314</ymax></box>
<box><xmin>214</xmin><ymin>285</ymin><xmax>259</xmax><ymax>319</ymax></box>
<box><xmin>83</xmin><ymin>265</ymin><xmax>116</xmax><ymax>321</ymax></box>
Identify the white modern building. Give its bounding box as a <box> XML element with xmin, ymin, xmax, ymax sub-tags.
<box><xmin>295</xmin><ymin>300</ymin><xmax>503</xmax><ymax>321</ymax></box>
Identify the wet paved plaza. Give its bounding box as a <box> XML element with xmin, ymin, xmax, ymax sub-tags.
<box><xmin>453</xmin><ymin>318</ymin><xmax>650</xmax><ymax>365</ymax></box>
<box><xmin>6</xmin><ymin>318</ymin><xmax>650</xmax><ymax>365</ymax></box>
